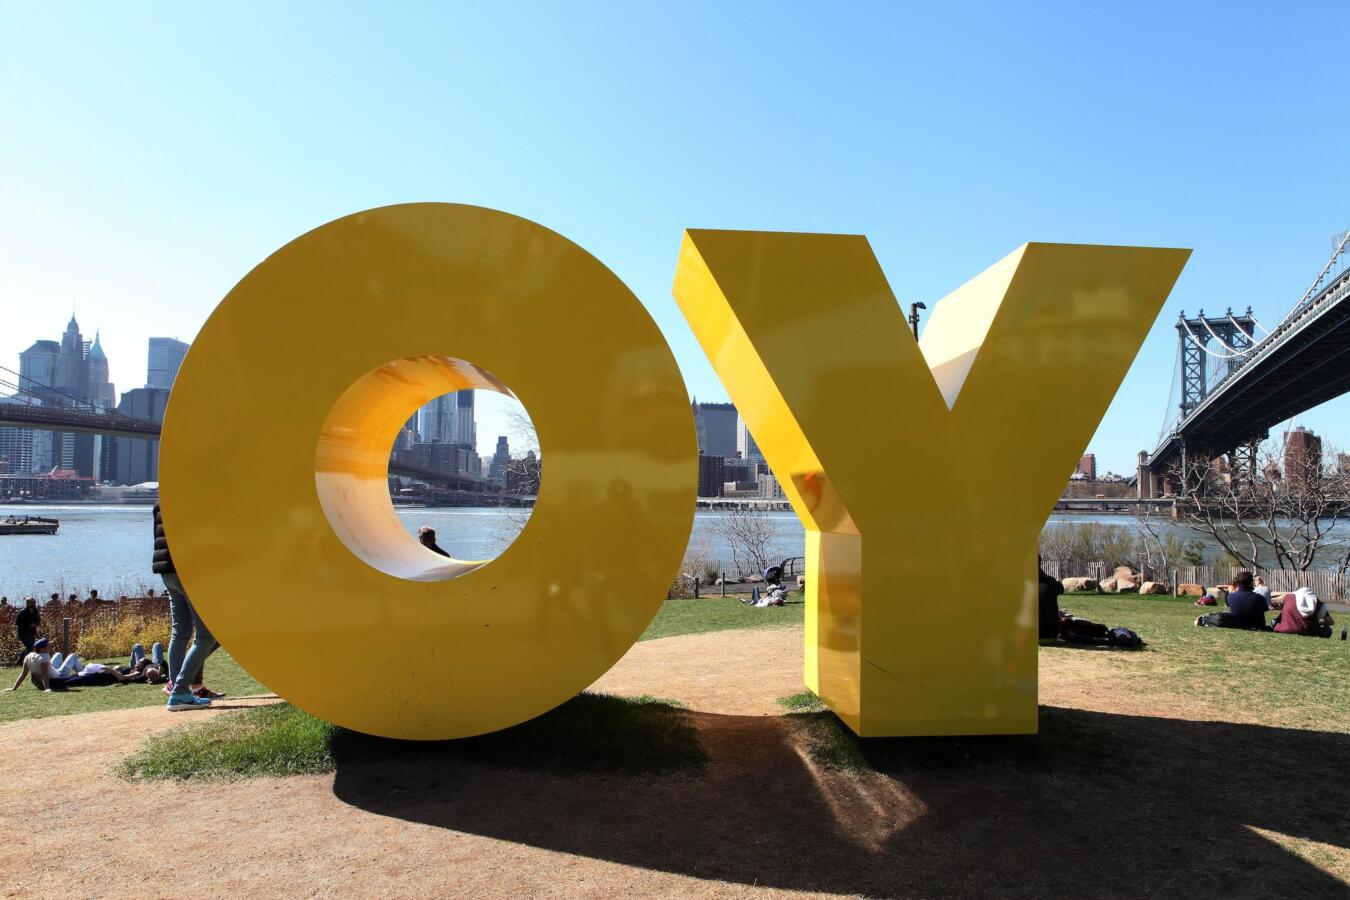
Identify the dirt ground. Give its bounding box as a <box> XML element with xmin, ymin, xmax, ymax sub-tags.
<box><xmin>1</xmin><ymin>628</ymin><xmax>1346</xmax><ymax>899</ymax></box>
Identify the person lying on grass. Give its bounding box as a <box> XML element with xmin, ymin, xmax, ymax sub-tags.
<box><xmin>1</xmin><ymin>638</ymin><xmax>168</xmax><ymax>693</ymax></box>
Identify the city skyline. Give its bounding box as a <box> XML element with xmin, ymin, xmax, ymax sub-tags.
<box><xmin>0</xmin><ymin>314</ymin><xmax>534</xmax><ymax>462</ymax></box>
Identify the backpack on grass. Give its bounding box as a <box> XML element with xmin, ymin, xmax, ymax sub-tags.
<box><xmin>1107</xmin><ymin>626</ymin><xmax>1142</xmax><ymax>648</ymax></box>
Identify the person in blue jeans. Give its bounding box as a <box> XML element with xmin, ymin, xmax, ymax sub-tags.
<box><xmin>153</xmin><ymin>503</ymin><xmax>223</xmax><ymax>711</ymax></box>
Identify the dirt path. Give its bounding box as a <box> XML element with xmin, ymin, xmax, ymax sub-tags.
<box><xmin>0</xmin><ymin>628</ymin><xmax>1345</xmax><ymax>899</ymax></box>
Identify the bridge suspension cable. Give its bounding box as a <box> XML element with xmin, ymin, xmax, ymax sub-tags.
<box><xmin>1180</xmin><ymin>319</ymin><xmax>1249</xmax><ymax>359</ymax></box>
<box><xmin>1156</xmin><ymin>336</ymin><xmax>1181</xmax><ymax>445</ymax></box>
<box><xmin>0</xmin><ymin>362</ymin><xmax>105</xmax><ymax>413</ymax></box>
<box><xmin>1227</xmin><ymin>312</ymin><xmax>1269</xmax><ymax>340</ymax></box>
<box><xmin>1292</xmin><ymin>230</ymin><xmax>1350</xmax><ymax>313</ymax></box>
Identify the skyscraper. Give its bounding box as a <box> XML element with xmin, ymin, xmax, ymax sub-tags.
<box><xmin>7</xmin><ymin>340</ymin><xmax>60</xmax><ymax>473</ymax></box>
<box><xmin>147</xmin><ymin>337</ymin><xmax>190</xmax><ymax>389</ymax></box>
<box><xmin>0</xmin><ymin>398</ymin><xmax>35</xmax><ymax>474</ymax></box>
<box><xmin>418</xmin><ymin>390</ymin><xmax>476</xmax><ymax>447</ymax></box>
<box><xmin>18</xmin><ymin>340</ymin><xmax>59</xmax><ymax>399</ymax></box>
<box><xmin>39</xmin><ymin>316</ymin><xmax>111</xmax><ymax>478</ymax></box>
<box><xmin>55</xmin><ymin>315</ymin><xmax>85</xmax><ymax>398</ymax></box>
<box><xmin>456</xmin><ymin>391</ymin><xmax>476</xmax><ymax>449</ymax></box>
<box><xmin>84</xmin><ymin>333</ymin><xmax>115</xmax><ymax>407</ymax></box>
<box><xmin>736</xmin><ymin>414</ymin><xmax>763</xmax><ymax>462</ymax></box>
<box><xmin>691</xmin><ymin>399</ymin><xmax>737</xmax><ymax>458</ymax></box>
<box><xmin>490</xmin><ymin>435</ymin><xmax>510</xmax><ymax>487</ymax></box>
<box><xmin>111</xmin><ymin>387</ymin><xmax>171</xmax><ymax>485</ymax></box>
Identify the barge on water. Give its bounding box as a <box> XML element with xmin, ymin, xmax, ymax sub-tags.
<box><xmin>0</xmin><ymin>515</ymin><xmax>59</xmax><ymax>536</ymax></box>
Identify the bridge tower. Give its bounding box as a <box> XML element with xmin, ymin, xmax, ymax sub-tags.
<box><xmin>1176</xmin><ymin>307</ymin><xmax>1258</xmax><ymax>417</ymax></box>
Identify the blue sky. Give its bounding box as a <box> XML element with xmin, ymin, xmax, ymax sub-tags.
<box><xmin>2</xmin><ymin>2</ymin><xmax>1348</xmax><ymax>471</ymax></box>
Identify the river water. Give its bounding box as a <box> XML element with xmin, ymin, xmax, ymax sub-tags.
<box><xmin>1</xmin><ymin>504</ymin><xmax>1345</xmax><ymax>601</ymax></box>
<box><xmin>0</xmin><ymin>504</ymin><xmax>809</xmax><ymax>601</ymax></box>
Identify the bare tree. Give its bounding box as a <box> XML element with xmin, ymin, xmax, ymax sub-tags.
<box><xmin>489</xmin><ymin>401</ymin><xmax>541</xmax><ymax>545</ymax></box>
<box><xmin>712</xmin><ymin>505</ymin><xmax>776</xmax><ymax>578</ymax></box>
<box><xmin>1170</xmin><ymin>438</ymin><xmax>1350</xmax><ymax>574</ymax></box>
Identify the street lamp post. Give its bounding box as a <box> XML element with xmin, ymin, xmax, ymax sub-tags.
<box><xmin>909</xmin><ymin>301</ymin><xmax>926</xmax><ymax>339</ymax></box>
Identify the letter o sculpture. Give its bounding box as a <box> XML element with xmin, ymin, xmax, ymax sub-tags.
<box><xmin>160</xmin><ymin>203</ymin><xmax>697</xmax><ymax>739</ymax></box>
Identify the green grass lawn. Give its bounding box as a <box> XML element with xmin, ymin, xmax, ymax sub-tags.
<box><xmin>1052</xmin><ymin>592</ymin><xmax>1348</xmax><ymax>732</ymax></box>
<box><xmin>120</xmin><ymin>692</ymin><xmax>704</xmax><ymax>783</ymax></box>
<box><xmin>640</xmin><ymin>596</ymin><xmax>803</xmax><ymax>641</ymax></box>
<box><xmin>0</xmin><ymin>650</ymin><xmax>266</xmax><ymax>726</ymax></box>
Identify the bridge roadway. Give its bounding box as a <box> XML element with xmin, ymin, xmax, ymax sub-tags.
<box><xmin>0</xmin><ymin>404</ymin><xmax>490</xmax><ymax>492</ymax></box>
<box><xmin>1149</xmin><ymin>262</ymin><xmax>1350</xmax><ymax>469</ymax></box>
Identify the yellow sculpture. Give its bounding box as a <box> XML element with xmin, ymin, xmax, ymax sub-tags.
<box><xmin>162</xmin><ymin>200</ymin><xmax>1187</xmax><ymax>741</ymax></box>
<box><xmin>673</xmin><ymin>232</ymin><xmax>1188</xmax><ymax>736</ymax></box>
<box><xmin>160</xmin><ymin>203</ymin><xmax>697</xmax><ymax>740</ymax></box>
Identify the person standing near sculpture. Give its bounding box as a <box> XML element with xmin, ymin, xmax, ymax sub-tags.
<box><xmin>154</xmin><ymin>503</ymin><xmax>220</xmax><ymax>710</ymax></box>
<box><xmin>14</xmin><ymin>597</ymin><xmax>39</xmax><ymax>665</ymax></box>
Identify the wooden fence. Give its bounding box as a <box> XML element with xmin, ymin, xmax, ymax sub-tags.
<box><xmin>1042</xmin><ymin>560</ymin><xmax>1347</xmax><ymax>601</ymax></box>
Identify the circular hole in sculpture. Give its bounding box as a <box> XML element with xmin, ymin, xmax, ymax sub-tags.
<box><xmin>316</xmin><ymin>356</ymin><xmax>540</xmax><ymax>582</ymax></box>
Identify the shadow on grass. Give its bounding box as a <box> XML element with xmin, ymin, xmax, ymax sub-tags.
<box><xmin>333</xmin><ymin>693</ymin><xmax>707</xmax><ymax>778</ymax></box>
<box><xmin>333</xmin><ymin>706</ymin><xmax>1350</xmax><ymax>899</ymax></box>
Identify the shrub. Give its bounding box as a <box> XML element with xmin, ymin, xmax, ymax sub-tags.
<box><xmin>75</xmin><ymin>615</ymin><xmax>172</xmax><ymax>660</ymax></box>
<box><xmin>670</xmin><ymin>533</ymin><xmax>722</xmax><ymax>597</ymax></box>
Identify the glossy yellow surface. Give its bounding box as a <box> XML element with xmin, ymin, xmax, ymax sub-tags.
<box><xmin>160</xmin><ymin>203</ymin><xmax>697</xmax><ymax>740</ymax></box>
<box><xmin>674</xmin><ymin>233</ymin><xmax>1188</xmax><ymax>736</ymax></box>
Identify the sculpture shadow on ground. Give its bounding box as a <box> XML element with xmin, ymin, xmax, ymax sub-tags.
<box><xmin>331</xmin><ymin>700</ymin><xmax>1349</xmax><ymax>898</ymax></box>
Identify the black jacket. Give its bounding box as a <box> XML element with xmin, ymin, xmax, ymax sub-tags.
<box><xmin>15</xmin><ymin>606</ymin><xmax>38</xmax><ymax>640</ymax></box>
<box><xmin>152</xmin><ymin>502</ymin><xmax>176</xmax><ymax>575</ymax></box>
<box><xmin>1038</xmin><ymin>567</ymin><xmax>1064</xmax><ymax>640</ymax></box>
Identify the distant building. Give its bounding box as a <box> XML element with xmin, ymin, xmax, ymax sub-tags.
<box><xmin>756</xmin><ymin>468</ymin><xmax>785</xmax><ymax>500</ymax></box>
<box><xmin>419</xmin><ymin>390</ymin><xmax>476</xmax><ymax>447</ymax></box>
<box><xmin>691</xmin><ymin>400</ymin><xmax>737</xmax><ymax>458</ymax></box>
<box><xmin>32</xmin><ymin>317</ymin><xmax>112</xmax><ymax>478</ymax></box>
<box><xmin>1075</xmin><ymin>453</ymin><xmax>1097</xmax><ymax>481</ymax></box>
<box><xmin>147</xmin><ymin>338</ymin><xmax>190</xmax><ymax>389</ymax></box>
<box><xmin>1283</xmin><ymin>427</ymin><xmax>1322</xmax><ymax>492</ymax></box>
<box><xmin>736</xmin><ymin>414</ymin><xmax>762</xmax><ymax>462</ymax></box>
<box><xmin>19</xmin><ymin>340</ymin><xmax>60</xmax><ymax>400</ymax></box>
<box><xmin>111</xmin><ymin>387</ymin><xmax>170</xmax><ymax>485</ymax></box>
<box><xmin>0</xmin><ymin>398</ymin><xmax>36</xmax><ymax>474</ymax></box>
<box><xmin>721</xmin><ymin>481</ymin><xmax>759</xmax><ymax>499</ymax></box>
<box><xmin>489</xmin><ymin>436</ymin><xmax>510</xmax><ymax>487</ymax></box>
<box><xmin>12</xmin><ymin>340</ymin><xmax>61</xmax><ymax>474</ymax></box>
<box><xmin>396</xmin><ymin>440</ymin><xmax>480</xmax><ymax>478</ymax></box>
<box><xmin>697</xmin><ymin>454</ymin><xmax>726</xmax><ymax>497</ymax></box>
<box><xmin>723</xmin><ymin>458</ymin><xmax>756</xmax><ymax>486</ymax></box>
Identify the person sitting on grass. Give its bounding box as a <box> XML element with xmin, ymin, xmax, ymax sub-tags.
<box><xmin>744</xmin><ymin>565</ymin><xmax>788</xmax><ymax>607</ymax></box>
<box><xmin>3</xmin><ymin>639</ymin><xmax>97</xmax><ymax>692</ymax></box>
<box><xmin>1271</xmin><ymin>588</ymin><xmax>1335</xmax><ymax>638</ymax></box>
<box><xmin>1195</xmin><ymin>570</ymin><xmax>1269</xmax><ymax>630</ymax></box>
<box><xmin>1253</xmin><ymin>576</ymin><xmax>1273</xmax><ymax>601</ymax></box>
